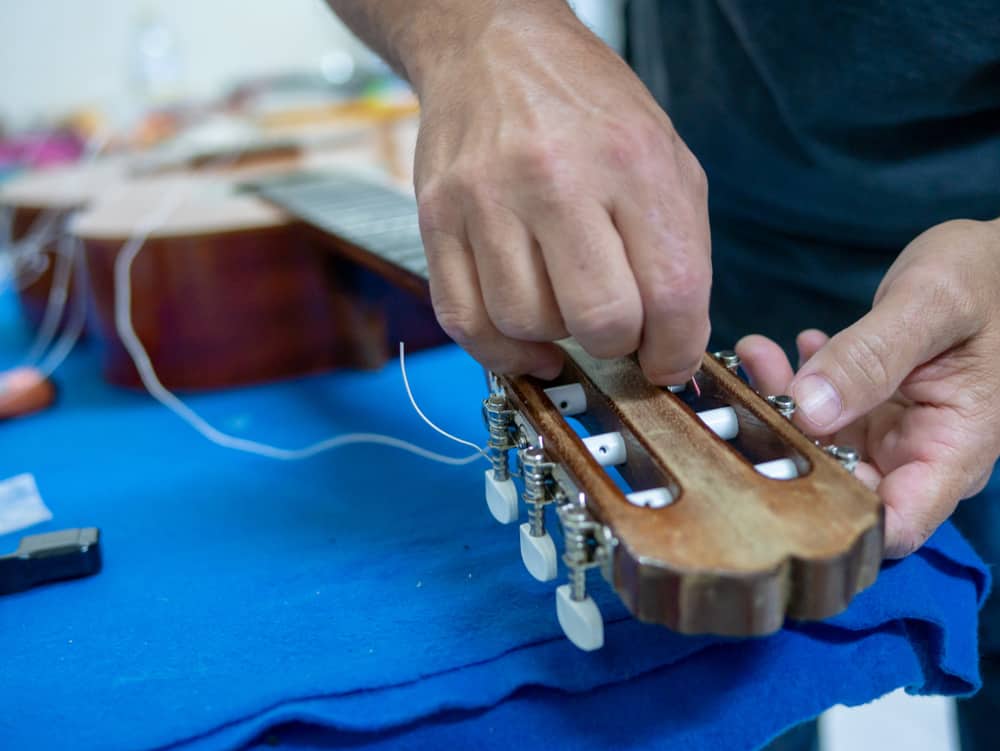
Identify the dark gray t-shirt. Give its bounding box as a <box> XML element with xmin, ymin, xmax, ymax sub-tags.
<box><xmin>627</xmin><ymin>0</ymin><xmax>1000</xmax><ymax>351</ymax></box>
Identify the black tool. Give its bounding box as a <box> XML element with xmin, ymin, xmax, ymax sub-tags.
<box><xmin>0</xmin><ymin>528</ymin><xmax>102</xmax><ymax>595</ymax></box>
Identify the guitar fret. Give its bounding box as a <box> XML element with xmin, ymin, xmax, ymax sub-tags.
<box><xmin>253</xmin><ymin>171</ymin><xmax>429</xmax><ymax>280</ymax></box>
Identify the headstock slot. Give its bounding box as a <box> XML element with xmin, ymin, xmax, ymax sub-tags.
<box><xmin>542</xmin><ymin>361</ymin><xmax>684</xmax><ymax>510</ymax></box>
<box><xmin>681</xmin><ymin>359</ymin><xmax>813</xmax><ymax>477</ymax></box>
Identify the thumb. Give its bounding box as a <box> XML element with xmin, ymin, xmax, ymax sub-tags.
<box><xmin>788</xmin><ymin>280</ymin><xmax>972</xmax><ymax>435</ymax></box>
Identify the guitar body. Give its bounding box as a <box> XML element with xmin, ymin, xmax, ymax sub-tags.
<box><xmin>73</xmin><ymin>168</ymin><xmax>445</xmax><ymax>390</ymax></box>
<box><xmin>2</xmin><ymin>159</ymin><xmax>130</xmax><ymax>330</ymax></box>
<box><xmin>2</xmin><ymin>115</ymin><xmax>446</xmax><ymax>391</ymax></box>
<box><xmin>83</xmin><ymin>223</ymin><xmax>377</xmax><ymax>390</ymax></box>
<box><xmin>10</xmin><ymin>205</ymin><xmax>69</xmax><ymax>330</ymax></box>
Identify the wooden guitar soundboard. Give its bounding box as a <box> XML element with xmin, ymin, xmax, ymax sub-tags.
<box><xmin>251</xmin><ymin>171</ymin><xmax>884</xmax><ymax>650</ymax></box>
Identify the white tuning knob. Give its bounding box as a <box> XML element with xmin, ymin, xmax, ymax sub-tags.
<box><xmin>543</xmin><ymin>383</ymin><xmax>587</xmax><ymax>416</ymax></box>
<box><xmin>520</xmin><ymin>524</ymin><xmax>558</xmax><ymax>581</ymax></box>
<box><xmin>754</xmin><ymin>457</ymin><xmax>800</xmax><ymax>480</ymax></box>
<box><xmin>625</xmin><ymin>486</ymin><xmax>676</xmax><ymax>508</ymax></box>
<box><xmin>582</xmin><ymin>432</ymin><xmax>627</xmax><ymax>467</ymax></box>
<box><xmin>697</xmin><ymin>406</ymin><xmax>739</xmax><ymax>440</ymax></box>
<box><xmin>556</xmin><ymin>584</ymin><xmax>604</xmax><ymax>651</ymax></box>
<box><xmin>485</xmin><ymin>469</ymin><xmax>518</xmax><ymax>524</ymax></box>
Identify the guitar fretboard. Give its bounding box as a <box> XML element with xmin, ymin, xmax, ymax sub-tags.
<box><xmin>250</xmin><ymin>171</ymin><xmax>430</xmax><ymax>281</ymax></box>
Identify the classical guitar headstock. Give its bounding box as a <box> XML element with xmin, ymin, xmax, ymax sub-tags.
<box><xmin>250</xmin><ymin>169</ymin><xmax>885</xmax><ymax>651</ymax></box>
<box><xmin>483</xmin><ymin>342</ymin><xmax>883</xmax><ymax>650</ymax></box>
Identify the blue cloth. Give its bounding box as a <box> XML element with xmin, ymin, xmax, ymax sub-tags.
<box><xmin>0</xmin><ymin>289</ymin><xmax>989</xmax><ymax>751</ymax></box>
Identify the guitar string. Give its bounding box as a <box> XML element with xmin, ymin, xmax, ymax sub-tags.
<box><xmin>110</xmin><ymin>167</ymin><xmax>486</xmax><ymax>465</ymax></box>
<box><xmin>0</xmin><ymin>209</ymin><xmax>11</xmax><ymax>292</ymax></box>
<box><xmin>36</xmin><ymin>236</ymin><xmax>89</xmax><ymax>378</ymax></box>
<box><xmin>2</xmin><ymin>131</ymin><xmax>112</xmax><ymax>370</ymax></box>
<box><xmin>22</xmin><ymin>231</ymin><xmax>75</xmax><ymax>364</ymax></box>
<box><xmin>399</xmin><ymin>341</ymin><xmax>490</xmax><ymax>460</ymax></box>
<box><xmin>5</xmin><ymin>129</ymin><xmax>112</xmax><ymax>283</ymax></box>
<box><xmin>0</xmin><ymin>131</ymin><xmax>67</xmax><ymax>288</ymax></box>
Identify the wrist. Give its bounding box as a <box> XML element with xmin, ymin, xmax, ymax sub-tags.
<box><xmin>394</xmin><ymin>1</ymin><xmax>579</xmax><ymax>96</ymax></box>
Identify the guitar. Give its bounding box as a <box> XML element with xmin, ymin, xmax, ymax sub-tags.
<box><xmin>249</xmin><ymin>170</ymin><xmax>884</xmax><ymax>650</ymax></box>
<box><xmin>3</xmin><ymin>116</ymin><xmax>447</xmax><ymax>391</ymax></box>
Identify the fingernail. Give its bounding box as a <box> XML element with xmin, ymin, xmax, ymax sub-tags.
<box><xmin>792</xmin><ymin>374</ymin><xmax>842</xmax><ymax>428</ymax></box>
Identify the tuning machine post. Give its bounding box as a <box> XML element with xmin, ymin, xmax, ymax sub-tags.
<box><xmin>555</xmin><ymin>494</ymin><xmax>616</xmax><ymax>651</ymax></box>
<box><xmin>713</xmin><ymin>349</ymin><xmax>742</xmax><ymax>373</ymax></box>
<box><xmin>824</xmin><ymin>444</ymin><xmax>861</xmax><ymax>473</ymax></box>
<box><xmin>767</xmin><ymin>394</ymin><xmax>797</xmax><ymax>420</ymax></box>
<box><xmin>518</xmin><ymin>442</ymin><xmax>560</xmax><ymax>582</ymax></box>
<box><xmin>483</xmin><ymin>390</ymin><xmax>519</xmax><ymax>524</ymax></box>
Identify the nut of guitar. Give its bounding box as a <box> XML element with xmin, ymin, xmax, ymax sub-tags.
<box><xmin>487</xmin><ymin>342</ymin><xmax>883</xmax><ymax>646</ymax></box>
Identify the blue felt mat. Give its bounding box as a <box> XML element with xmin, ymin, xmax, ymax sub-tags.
<box><xmin>0</xmin><ymin>288</ymin><xmax>989</xmax><ymax>751</ymax></box>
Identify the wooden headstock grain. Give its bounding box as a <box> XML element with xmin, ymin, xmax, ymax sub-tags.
<box><xmin>501</xmin><ymin>343</ymin><xmax>883</xmax><ymax>636</ymax></box>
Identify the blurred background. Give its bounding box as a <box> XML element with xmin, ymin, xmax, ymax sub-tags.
<box><xmin>1</xmin><ymin>1</ymin><xmax>371</xmax><ymax>132</ymax></box>
<box><xmin>0</xmin><ymin>0</ymin><xmax>623</xmax><ymax>176</ymax></box>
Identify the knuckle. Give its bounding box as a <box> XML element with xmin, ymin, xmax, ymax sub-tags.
<box><xmin>604</xmin><ymin>120</ymin><xmax>665</xmax><ymax>167</ymax></box>
<box><xmin>683</xmin><ymin>150</ymin><xmax>709</xmax><ymax>197</ymax></box>
<box><xmin>489</xmin><ymin>306</ymin><xmax>538</xmax><ymax>341</ymax></box>
<box><xmin>486</xmin><ymin>288</ymin><xmax>565</xmax><ymax>342</ymax></box>
<box><xmin>916</xmin><ymin>268</ymin><xmax>977</xmax><ymax>331</ymax></box>
<box><xmin>416</xmin><ymin>181</ymin><xmax>453</xmax><ymax>235</ymax></box>
<box><xmin>644</xmin><ymin>259</ymin><xmax>711</xmax><ymax>315</ymax></box>
<box><xmin>449</xmin><ymin>162</ymin><xmax>489</xmax><ymax>203</ymax></box>
<box><xmin>434</xmin><ymin>304</ymin><xmax>483</xmax><ymax>347</ymax></box>
<box><xmin>841</xmin><ymin>333</ymin><xmax>893</xmax><ymax>392</ymax></box>
<box><xmin>513</xmin><ymin>141</ymin><xmax>572</xmax><ymax>196</ymax></box>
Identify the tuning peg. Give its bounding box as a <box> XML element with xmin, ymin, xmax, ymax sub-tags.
<box><xmin>556</xmin><ymin>584</ymin><xmax>604</xmax><ymax>651</ymax></box>
<box><xmin>713</xmin><ymin>349</ymin><xmax>742</xmax><ymax>373</ymax></box>
<box><xmin>582</xmin><ymin>431</ymin><xmax>627</xmax><ymax>467</ymax></box>
<box><xmin>543</xmin><ymin>383</ymin><xmax>587</xmax><ymax>416</ymax></box>
<box><xmin>825</xmin><ymin>445</ymin><xmax>860</xmax><ymax>473</ymax></box>
<box><xmin>520</xmin><ymin>524</ymin><xmax>558</xmax><ymax>581</ymax></box>
<box><xmin>696</xmin><ymin>406</ymin><xmax>739</xmax><ymax>440</ymax></box>
<box><xmin>625</xmin><ymin>487</ymin><xmax>676</xmax><ymax>508</ymax></box>
<box><xmin>754</xmin><ymin>458</ymin><xmax>799</xmax><ymax>480</ymax></box>
<box><xmin>767</xmin><ymin>394</ymin><xmax>796</xmax><ymax>420</ymax></box>
<box><xmin>485</xmin><ymin>469</ymin><xmax>518</xmax><ymax>524</ymax></box>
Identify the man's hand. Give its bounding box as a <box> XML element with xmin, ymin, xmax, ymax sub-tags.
<box><xmin>328</xmin><ymin>0</ymin><xmax>711</xmax><ymax>382</ymax></box>
<box><xmin>736</xmin><ymin>218</ymin><xmax>1000</xmax><ymax>558</ymax></box>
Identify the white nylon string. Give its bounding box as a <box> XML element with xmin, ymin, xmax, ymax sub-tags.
<box><xmin>112</xmin><ymin>177</ymin><xmax>486</xmax><ymax>466</ymax></box>
<box><xmin>36</xmin><ymin>237</ymin><xmax>88</xmax><ymax>378</ymax></box>
<box><xmin>0</xmin><ymin>210</ymin><xmax>12</xmax><ymax>293</ymax></box>
<box><xmin>7</xmin><ymin>130</ymin><xmax>112</xmax><ymax>289</ymax></box>
<box><xmin>3</xmin><ymin>130</ymin><xmax>113</xmax><ymax>372</ymax></box>
<box><xmin>399</xmin><ymin>341</ymin><xmax>490</xmax><ymax>460</ymax></box>
<box><xmin>23</xmin><ymin>231</ymin><xmax>75</xmax><ymax>365</ymax></box>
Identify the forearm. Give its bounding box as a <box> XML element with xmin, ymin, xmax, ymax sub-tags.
<box><xmin>325</xmin><ymin>0</ymin><xmax>575</xmax><ymax>93</ymax></box>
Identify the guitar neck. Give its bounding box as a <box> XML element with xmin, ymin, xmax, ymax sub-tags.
<box><xmin>250</xmin><ymin>170</ymin><xmax>431</xmax><ymax>293</ymax></box>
